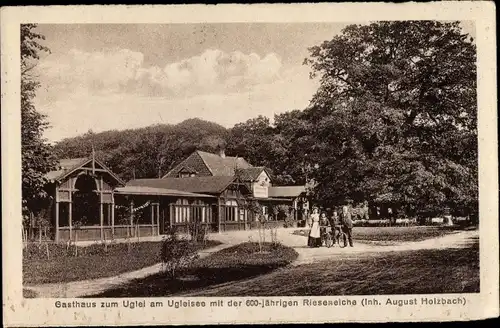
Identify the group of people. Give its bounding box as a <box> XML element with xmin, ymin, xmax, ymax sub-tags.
<box><xmin>307</xmin><ymin>205</ymin><xmax>354</xmax><ymax>248</ymax></box>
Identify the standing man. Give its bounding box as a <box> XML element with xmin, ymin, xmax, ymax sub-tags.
<box><xmin>341</xmin><ymin>201</ymin><xmax>354</xmax><ymax>247</ymax></box>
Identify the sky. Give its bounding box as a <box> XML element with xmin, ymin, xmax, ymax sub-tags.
<box><xmin>33</xmin><ymin>22</ymin><xmax>475</xmax><ymax>143</ymax></box>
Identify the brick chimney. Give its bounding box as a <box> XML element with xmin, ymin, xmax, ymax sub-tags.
<box><xmin>219</xmin><ymin>148</ymin><xmax>226</xmax><ymax>158</ymax></box>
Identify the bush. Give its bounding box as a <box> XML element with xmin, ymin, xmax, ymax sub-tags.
<box><xmin>160</xmin><ymin>231</ymin><xmax>199</xmax><ymax>279</ymax></box>
<box><xmin>284</xmin><ymin>213</ymin><xmax>298</xmax><ymax>228</ymax></box>
<box><xmin>187</xmin><ymin>220</ymin><xmax>209</xmax><ymax>244</ymax></box>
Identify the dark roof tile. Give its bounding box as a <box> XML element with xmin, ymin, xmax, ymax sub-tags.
<box><xmin>128</xmin><ymin>176</ymin><xmax>236</xmax><ymax>194</ymax></box>
<box><xmin>163</xmin><ymin>150</ymin><xmax>252</xmax><ymax>178</ymax></box>
<box><xmin>267</xmin><ymin>186</ymin><xmax>306</xmax><ymax>198</ymax></box>
<box><xmin>235</xmin><ymin>167</ymin><xmax>268</xmax><ymax>182</ymax></box>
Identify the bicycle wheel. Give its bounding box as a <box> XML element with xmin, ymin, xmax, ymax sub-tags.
<box><xmin>338</xmin><ymin>232</ymin><xmax>348</xmax><ymax>248</ymax></box>
<box><xmin>325</xmin><ymin>232</ymin><xmax>334</xmax><ymax>248</ymax></box>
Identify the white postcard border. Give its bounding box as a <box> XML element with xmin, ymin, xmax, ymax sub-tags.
<box><xmin>1</xmin><ymin>2</ymin><xmax>498</xmax><ymax>325</ymax></box>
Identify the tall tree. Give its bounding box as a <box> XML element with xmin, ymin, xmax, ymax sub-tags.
<box><xmin>21</xmin><ymin>24</ymin><xmax>58</xmax><ymax>217</ymax></box>
<box><xmin>303</xmin><ymin>21</ymin><xmax>477</xmax><ymax>216</ymax></box>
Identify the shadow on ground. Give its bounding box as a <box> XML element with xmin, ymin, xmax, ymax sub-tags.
<box><xmin>88</xmin><ymin>242</ymin><xmax>298</xmax><ymax>297</ymax></box>
<box><xmin>184</xmin><ymin>238</ymin><xmax>480</xmax><ymax>296</ymax></box>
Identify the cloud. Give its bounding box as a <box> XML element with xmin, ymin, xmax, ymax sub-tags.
<box><xmin>38</xmin><ymin>48</ymin><xmax>144</xmax><ymax>97</ymax></box>
<box><xmin>37</xmin><ymin>48</ymin><xmax>284</xmax><ymax>100</ymax></box>
<box><xmin>35</xmin><ymin>47</ymin><xmax>318</xmax><ymax>142</ymax></box>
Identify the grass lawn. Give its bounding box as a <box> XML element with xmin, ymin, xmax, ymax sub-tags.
<box><xmin>23</xmin><ymin>240</ymin><xmax>221</xmax><ymax>285</ymax></box>
<box><xmin>89</xmin><ymin>242</ymin><xmax>298</xmax><ymax>297</ymax></box>
<box><xmin>353</xmin><ymin>226</ymin><xmax>469</xmax><ymax>242</ymax></box>
<box><xmin>23</xmin><ymin>288</ymin><xmax>38</xmax><ymax>298</ymax></box>
<box><xmin>189</xmin><ymin>239</ymin><xmax>479</xmax><ymax>296</ymax></box>
<box><xmin>293</xmin><ymin>226</ymin><xmax>469</xmax><ymax>243</ymax></box>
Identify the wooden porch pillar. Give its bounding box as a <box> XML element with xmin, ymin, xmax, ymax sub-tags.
<box><xmin>68</xmin><ymin>202</ymin><xmax>72</xmax><ymax>241</ymax></box>
<box><xmin>244</xmin><ymin>203</ymin><xmax>248</xmax><ymax>231</ymax></box>
<box><xmin>156</xmin><ymin>203</ymin><xmax>160</xmax><ymax>235</ymax></box>
<box><xmin>111</xmin><ymin>201</ymin><xmax>115</xmax><ymax>236</ymax></box>
<box><xmin>169</xmin><ymin>204</ymin><xmax>173</xmax><ymax>230</ymax></box>
<box><xmin>99</xmin><ymin>176</ymin><xmax>104</xmax><ymax>241</ymax></box>
<box><xmin>55</xmin><ymin>201</ymin><xmax>60</xmax><ymax>243</ymax></box>
<box><xmin>99</xmin><ymin>203</ymin><xmax>104</xmax><ymax>241</ymax></box>
<box><xmin>129</xmin><ymin>199</ymin><xmax>134</xmax><ymax>237</ymax></box>
<box><xmin>54</xmin><ymin>185</ymin><xmax>60</xmax><ymax>243</ymax></box>
<box><xmin>68</xmin><ymin>178</ymin><xmax>73</xmax><ymax>241</ymax></box>
<box><xmin>150</xmin><ymin>204</ymin><xmax>154</xmax><ymax>236</ymax></box>
<box><xmin>218</xmin><ymin>203</ymin><xmax>222</xmax><ymax>233</ymax></box>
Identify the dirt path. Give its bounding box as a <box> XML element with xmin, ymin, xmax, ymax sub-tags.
<box><xmin>24</xmin><ymin>243</ymin><xmax>232</xmax><ymax>298</ymax></box>
<box><xmin>176</xmin><ymin>228</ymin><xmax>479</xmax><ymax>297</ymax></box>
<box><xmin>209</xmin><ymin>227</ymin><xmax>478</xmax><ymax>265</ymax></box>
<box><xmin>291</xmin><ymin>229</ymin><xmax>478</xmax><ymax>265</ymax></box>
<box><xmin>25</xmin><ymin>228</ymin><xmax>478</xmax><ymax>298</ymax></box>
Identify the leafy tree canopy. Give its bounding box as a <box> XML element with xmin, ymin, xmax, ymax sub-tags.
<box><xmin>54</xmin><ymin>118</ymin><xmax>229</xmax><ymax>181</ymax></box>
<box><xmin>302</xmin><ymin>21</ymin><xmax>477</xmax><ymax>216</ymax></box>
<box><xmin>21</xmin><ymin>24</ymin><xmax>58</xmax><ymax>216</ymax></box>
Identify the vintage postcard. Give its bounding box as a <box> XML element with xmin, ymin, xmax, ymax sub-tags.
<box><xmin>1</xmin><ymin>2</ymin><xmax>498</xmax><ymax>325</ymax></box>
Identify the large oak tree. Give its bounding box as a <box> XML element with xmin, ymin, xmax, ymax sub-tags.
<box><xmin>303</xmin><ymin>21</ymin><xmax>477</xmax><ymax>216</ymax></box>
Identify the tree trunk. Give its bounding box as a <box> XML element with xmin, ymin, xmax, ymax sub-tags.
<box><xmin>29</xmin><ymin>212</ymin><xmax>34</xmax><ymax>240</ymax></box>
<box><xmin>74</xmin><ymin>231</ymin><xmax>78</xmax><ymax>257</ymax></box>
<box><xmin>38</xmin><ymin>224</ymin><xmax>42</xmax><ymax>245</ymax></box>
<box><xmin>22</xmin><ymin>228</ymin><xmax>27</xmax><ymax>245</ymax></box>
<box><xmin>258</xmin><ymin>221</ymin><xmax>263</xmax><ymax>253</ymax></box>
<box><xmin>45</xmin><ymin>242</ymin><xmax>50</xmax><ymax>260</ymax></box>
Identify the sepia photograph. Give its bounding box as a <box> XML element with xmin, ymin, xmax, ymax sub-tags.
<box><xmin>2</xmin><ymin>3</ymin><xmax>498</xmax><ymax>325</ymax></box>
<box><xmin>20</xmin><ymin>19</ymin><xmax>480</xmax><ymax>299</ymax></box>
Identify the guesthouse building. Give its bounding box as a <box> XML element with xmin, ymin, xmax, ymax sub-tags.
<box><xmin>40</xmin><ymin>150</ymin><xmax>308</xmax><ymax>242</ymax></box>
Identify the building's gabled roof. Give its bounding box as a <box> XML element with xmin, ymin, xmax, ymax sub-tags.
<box><xmin>45</xmin><ymin>158</ymin><xmax>88</xmax><ymax>181</ymax></box>
<box><xmin>197</xmin><ymin>150</ymin><xmax>252</xmax><ymax>176</ymax></box>
<box><xmin>267</xmin><ymin>186</ymin><xmax>307</xmax><ymax>198</ymax></box>
<box><xmin>178</xmin><ymin>165</ymin><xmax>198</xmax><ymax>174</ymax></box>
<box><xmin>163</xmin><ymin>151</ymin><xmax>212</xmax><ymax>178</ymax></box>
<box><xmin>45</xmin><ymin>157</ymin><xmax>126</xmax><ymax>186</ymax></box>
<box><xmin>235</xmin><ymin>167</ymin><xmax>270</xmax><ymax>182</ymax></box>
<box><xmin>163</xmin><ymin>150</ymin><xmax>252</xmax><ymax>178</ymax></box>
<box><xmin>114</xmin><ymin>186</ymin><xmax>215</xmax><ymax>198</ymax></box>
<box><xmin>128</xmin><ymin>176</ymin><xmax>238</xmax><ymax>194</ymax></box>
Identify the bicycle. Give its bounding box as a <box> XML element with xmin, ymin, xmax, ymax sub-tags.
<box><xmin>320</xmin><ymin>225</ymin><xmax>334</xmax><ymax>248</ymax></box>
<box><xmin>333</xmin><ymin>226</ymin><xmax>348</xmax><ymax>248</ymax></box>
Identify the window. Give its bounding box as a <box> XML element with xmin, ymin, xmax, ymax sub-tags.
<box><xmin>174</xmin><ymin>198</ymin><xmax>190</xmax><ymax>223</ymax></box>
<box><xmin>192</xmin><ymin>203</ymin><xmax>207</xmax><ymax>223</ymax></box>
<box><xmin>224</xmin><ymin>200</ymin><xmax>238</xmax><ymax>222</ymax></box>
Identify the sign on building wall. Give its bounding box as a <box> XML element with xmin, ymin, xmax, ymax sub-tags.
<box><xmin>252</xmin><ymin>171</ymin><xmax>270</xmax><ymax>198</ymax></box>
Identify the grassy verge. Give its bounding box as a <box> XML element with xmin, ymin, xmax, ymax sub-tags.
<box><xmin>23</xmin><ymin>240</ymin><xmax>221</xmax><ymax>285</ymax></box>
<box><xmin>293</xmin><ymin>226</ymin><xmax>468</xmax><ymax>243</ymax></box>
<box><xmin>90</xmin><ymin>242</ymin><xmax>298</xmax><ymax>297</ymax></box>
<box><xmin>189</xmin><ymin>239</ymin><xmax>479</xmax><ymax>296</ymax></box>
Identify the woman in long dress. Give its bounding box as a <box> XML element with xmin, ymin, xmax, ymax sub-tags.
<box><xmin>308</xmin><ymin>207</ymin><xmax>321</xmax><ymax>247</ymax></box>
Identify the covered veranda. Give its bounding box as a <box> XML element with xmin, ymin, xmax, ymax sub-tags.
<box><xmin>46</xmin><ymin>157</ymin><xmax>217</xmax><ymax>242</ymax></box>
